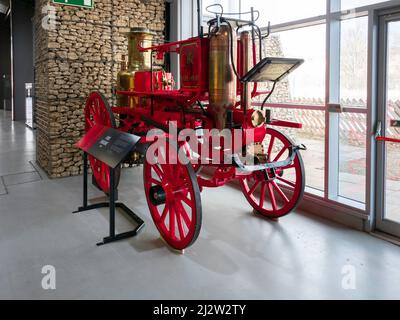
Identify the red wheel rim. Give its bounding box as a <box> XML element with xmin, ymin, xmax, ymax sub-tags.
<box><xmin>144</xmin><ymin>142</ymin><xmax>202</xmax><ymax>250</ymax></box>
<box><xmin>240</xmin><ymin>128</ymin><xmax>305</xmax><ymax>218</ymax></box>
<box><xmin>85</xmin><ymin>92</ymin><xmax>116</xmax><ymax>193</ymax></box>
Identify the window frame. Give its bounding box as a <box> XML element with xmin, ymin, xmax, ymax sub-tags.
<box><xmin>196</xmin><ymin>0</ymin><xmax>400</xmax><ymax>222</ymax></box>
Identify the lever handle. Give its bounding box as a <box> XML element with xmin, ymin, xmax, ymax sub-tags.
<box><xmin>375</xmin><ymin>121</ymin><xmax>382</xmax><ymax>139</ymax></box>
<box><xmin>375</xmin><ymin>120</ymin><xmax>400</xmax><ymax>143</ymax></box>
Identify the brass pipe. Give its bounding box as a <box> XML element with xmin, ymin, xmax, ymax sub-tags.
<box><xmin>209</xmin><ymin>24</ymin><xmax>237</xmax><ymax>130</ymax></box>
<box><xmin>240</xmin><ymin>31</ymin><xmax>251</xmax><ymax>113</ymax></box>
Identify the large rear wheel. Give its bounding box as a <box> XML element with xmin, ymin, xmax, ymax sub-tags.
<box><xmin>240</xmin><ymin>128</ymin><xmax>305</xmax><ymax>218</ymax></box>
<box><xmin>84</xmin><ymin>91</ymin><xmax>121</xmax><ymax>193</ymax></box>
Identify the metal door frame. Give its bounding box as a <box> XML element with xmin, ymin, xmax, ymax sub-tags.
<box><xmin>375</xmin><ymin>9</ymin><xmax>400</xmax><ymax>236</ymax></box>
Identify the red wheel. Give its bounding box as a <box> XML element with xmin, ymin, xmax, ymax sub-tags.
<box><xmin>143</xmin><ymin>140</ymin><xmax>202</xmax><ymax>250</ymax></box>
<box><xmin>85</xmin><ymin>91</ymin><xmax>121</xmax><ymax>193</ymax></box>
<box><xmin>240</xmin><ymin>128</ymin><xmax>305</xmax><ymax>218</ymax></box>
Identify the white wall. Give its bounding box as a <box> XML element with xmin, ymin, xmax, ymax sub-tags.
<box><xmin>168</xmin><ymin>0</ymin><xmax>200</xmax><ymax>85</ymax></box>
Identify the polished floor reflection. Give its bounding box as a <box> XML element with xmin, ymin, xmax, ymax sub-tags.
<box><xmin>0</xmin><ymin>110</ymin><xmax>37</xmax><ymax>177</ymax></box>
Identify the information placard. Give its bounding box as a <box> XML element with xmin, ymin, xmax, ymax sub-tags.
<box><xmin>76</xmin><ymin>124</ymin><xmax>140</xmax><ymax>168</ymax></box>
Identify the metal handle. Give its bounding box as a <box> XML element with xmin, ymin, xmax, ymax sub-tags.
<box><xmin>375</xmin><ymin>121</ymin><xmax>382</xmax><ymax>139</ymax></box>
<box><xmin>375</xmin><ymin>120</ymin><xmax>400</xmax><ymax>143</ymax></box>
<box><xmin>377</xmin><ymin>136</ymin><xmax>400</xmax><ymax>143</ymax></box>
<box><xmin>328</xmin><ymin>103</ymin><xmax>342</xmax><ymax>113</ymax></box>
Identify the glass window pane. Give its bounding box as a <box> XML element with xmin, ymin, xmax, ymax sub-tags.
<box><xmin>384</xmin><ymin>21</ymin><xmax>400</xmax><ymax>223</ymax></box>
<box><xmin>387</xmin><ymin>21</ymin><xmax>400</xmax><ymax>104</ymax></box>
<box><xmin>340</xmin><ymin>0</ymin><xmax>388</xmax><ymax>11</ymax></box>
<box><xmin>202</xmin><ymin>0</ymin><xmax>240</xmax><ymax>20</ymax></box>
<box><xmin>241</xmin><ymin>0</ymin><xmax>326</xmax><ymax>26</ymax></box>
<box><xmin>256</xmin><ymin>25</ymin><xmax>326</xmax><ymax>191</ymax></box>
<box><xmin>338</xmin><ymin>17</ymin><xmax>368</xmax><ymax>203</ymax></box>
<box><xmin>338</xmin><ymin>113</ymin><xmax>367</xmax><ymax>203</ymax></box>
<box><xmin>385</xmin><ymin>142</ymin><xmax>400</xmax><ymax>223</ymax></box>
<box><xmin>340</xmin><ymin>17</ymin><xmax>368</xmax><ymax>108</ymax></box>
<box><xmin>262</xmin><ymin>24</ymin><xmax>326</xmax><ymax>105</ymax></box>
<box><xmin>270</xmin><ymin>108</ymin><xmax>325</xmax><ymax>191</ymax></box>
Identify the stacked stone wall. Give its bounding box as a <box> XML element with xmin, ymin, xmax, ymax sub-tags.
<box><xmin>34</xmin><ymin>0</ymin><xmax>165</xmax><ymax>177</ymax></box>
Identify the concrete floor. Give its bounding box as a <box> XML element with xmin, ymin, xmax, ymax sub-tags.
<box><xmin>1</xmin><ymin>110</ymin><xmax>400</xmax><ymax>299</ymax></box>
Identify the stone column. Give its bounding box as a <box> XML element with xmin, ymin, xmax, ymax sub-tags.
<box><xmin>34</xmin><ymin>0</ymin><xmax>166</xmax><ymax>177</ymax></box>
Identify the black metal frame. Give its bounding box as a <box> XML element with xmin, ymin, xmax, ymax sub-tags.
<box><xmin>73</xmin><ymin>152</ymin><xmax>145</xmax><ymax>246</ymax></box>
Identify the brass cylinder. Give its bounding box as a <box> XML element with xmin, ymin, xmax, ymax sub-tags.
<box><xmin>127</xmin><ymin>27</ymin><xmax>155</xmax><ymax>71</ymax></box>
<box><xmin>240</xmin><ymin>31</ymin><xmax>251</xmax><ymax>111</ymax></box>
<box><xmin>209</xmin><ymin>24</ymin><xmax>237</xmax><ymax>130</ymax></box>
<box><xmin>116</xmin><ymin>28</ymin><xmax>156</xmax><ymax>108</ymax></box>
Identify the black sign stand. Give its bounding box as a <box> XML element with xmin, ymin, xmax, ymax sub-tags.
<box><xmin>73</xmin><ymin>152</ymin><xmax>145</xmax><ymax>246</ymax></box>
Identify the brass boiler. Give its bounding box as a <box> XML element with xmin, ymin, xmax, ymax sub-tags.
<box><xmin>209</xmin><ymin>24</ymin><xmax>237</xmax><ymax>130</ymax></box>
<box><xmin>117</xmin><ymin>27</ymin><xmax>155</xmax><ymax>108</ymax></box>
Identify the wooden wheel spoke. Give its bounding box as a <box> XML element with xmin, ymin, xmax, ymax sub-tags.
<box><xmin>157</xmin><ymin>150</ymin><xmax>171</xmax><ymax>177</ymax></box>
<box><xmin>271</xmin><ymin>181</ymin><xmax>290</xmax><ymax>204</ymax></box>
<box><xmin>158</xmin><ymin>163</ymin><xmax>169</xmax><ymax>178</ymax></box>
<box><xmin>267</xmin><ymin>183</ymin><xmax>278</xmax><ymax>211</ymax></box>
<box><xmin>276</xmin><ymin>176</ymin><xmax>296</xmax><ymax>188</ymax></box>
<box><xmin>248</xmin><ymin>180</ymin><xmax>260</xmax><ymax>195</ymax></box>
<box><xmin>259</xmin><ymin>182</ymin><xmax>266</xmax><ymax>208</ymax></box>
<box><xmin>86</xmin><ymin>118</ymin><xmax>95</xmax><ymax>128</ymax></box>
<box><xmin>279</xmin><ymin>164</ymin><xmax>295</xmax><ymax>170</ymax></box>
<box><xmin>273</xmin><ymin>146</ymin><xmax>288</xmax><ymax>162</ymax></box>
<box><xmin>158</xmin><ymin>204</ymin><xmax>169</xmax><ymax>224</ymax></box>
<box><xmin>178</xmin><ymin>193</ymin><xmax>195</xmax><ymax>210</ymax></box>
<box><xmin>95</xmin><ymin>98</ymin><xmax>100</xmax><ymax>111</ymax></box>
<box><xmin>267</xmin><ymin>136</ymin><xmax>275</xmax><ymax>160</ymax></box>
<box><xmin>175</xmin><ymin>207</ymin><xmax>186</xmax><ymax>240</ymax></box>
<box><xmin>152</xmin><ymin>164</ymin><xmax>164</xmax><ymax>180</ymax></box>
<box><xmin>175</xmin><ymin>200</ymin><xmax>191</xmax><ymax>227</ymax></box>
<box><xmin>169</xmin><ymin>205</ymin><xmax>176</xmax><ymax>238</ymax></box>
<box><xmin>89</xmin><ymin>104</ymin><xmax>98</xmax><ymax>121</ymax></box>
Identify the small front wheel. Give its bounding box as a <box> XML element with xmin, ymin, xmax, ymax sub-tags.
<box><xmin>240</xmin><ymin>128</ymin><xmax>305</xmax><ymax>218</ymax></box>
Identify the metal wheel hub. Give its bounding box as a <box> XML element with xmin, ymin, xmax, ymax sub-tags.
<box><xmin>149</xmin><ymin>185</ymin><xmax>166</xmax><ymax>206</ymax></box>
